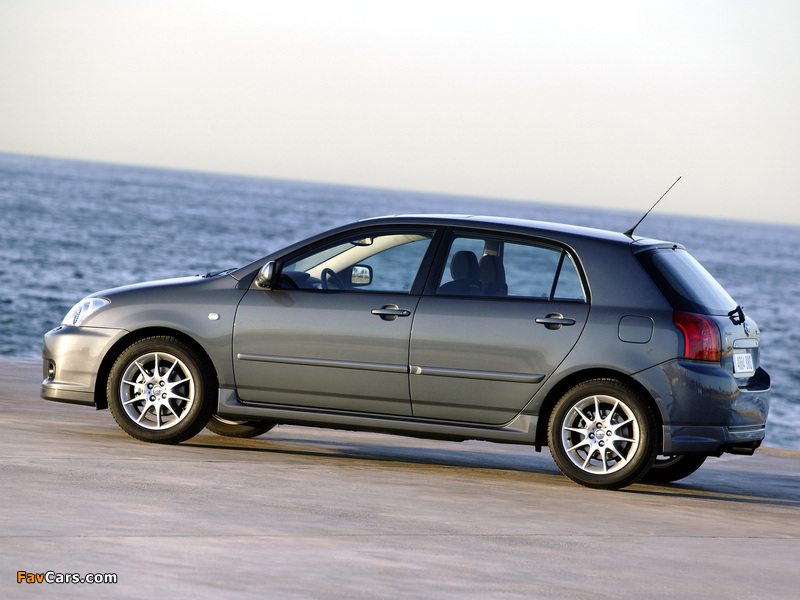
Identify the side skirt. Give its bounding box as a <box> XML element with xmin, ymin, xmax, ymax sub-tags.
<box><xmin>217</xmin><ymin>388</ymin><xmax>539</xmax><ymax>446</ymax></box>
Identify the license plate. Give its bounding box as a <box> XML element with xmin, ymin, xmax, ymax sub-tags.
<box><xmin>733</xmin><ymin>352</ymin><xmax>754</xmax><ymax>374</ymax></box>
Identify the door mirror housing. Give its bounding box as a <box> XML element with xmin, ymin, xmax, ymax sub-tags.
<box><xmin>255</xmin><ymin>261</ymin><xmax>277</xmax><ymax>289</ymax></box>
<box><xmin>351</xmin><ymin>264</ymin><xmax>372</xmax><ymax>286</ymax></box>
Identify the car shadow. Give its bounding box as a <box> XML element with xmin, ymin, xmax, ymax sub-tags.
<box><xmin>184</xmin><ymin>432</ymin><xmax>563</xmax><ymax>477</ymax></box>
<box><xmin>629</xmin><ymin>468</ymin><xmax>800</xmax><ymax>507</ymax></box>
<box><xmin>181</xmin><ymin>432</ymin><xmax>800</xmax><ymax>506</ymax></box>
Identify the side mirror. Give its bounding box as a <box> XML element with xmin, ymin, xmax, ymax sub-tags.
<box><xmin>255</xmin><ymin>261</ymin><xmax>277</xmax><ymax>288</ymax></box>
<box><xmin>351</xmin><ymin>264</ymin><xmax>372</xmax><ymax>286</ymax></box>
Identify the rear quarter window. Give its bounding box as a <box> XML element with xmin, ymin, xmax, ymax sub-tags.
<box><xmin>637</xmin><ymin>247</ymin><xmax>737</xmax><ymax>315</ymax></box>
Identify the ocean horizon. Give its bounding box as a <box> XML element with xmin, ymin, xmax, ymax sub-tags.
<box><xmin>2</xmin><ymin>152</ymin><xmax>797</xmax><ymax>449</ymax></box>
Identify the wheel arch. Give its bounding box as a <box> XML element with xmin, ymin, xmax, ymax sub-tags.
<box><xmin>93</xmin><ymin>327</ymin><xmax>219</xmax><ymax>410</ymax></box>
<box><xmin>534</xmin><ymin>368</ymin><xmax>664</xmax><ymax>450</ymax></box>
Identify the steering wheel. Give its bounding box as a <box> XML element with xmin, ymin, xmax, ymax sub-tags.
<box><xmin>281</xmin><ymin>275</ymin><xmax>299</xmax><ymax>289</ymax></box>
<box><xmin>320</xmin><ymin>268</ymin><xmax>345</xmax><ymax>290</ymax></box>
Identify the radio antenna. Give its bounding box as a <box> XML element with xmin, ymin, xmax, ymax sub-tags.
<box><xmin>624</xmin><ymin>176</ymin><xmax>681</xmax><ymax>237</ymax></box>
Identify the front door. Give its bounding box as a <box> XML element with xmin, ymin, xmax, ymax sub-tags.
<box><xmin>233</xmin><ymin>228</ymin><xmax>437</xmax><ymax>416</ymax></box>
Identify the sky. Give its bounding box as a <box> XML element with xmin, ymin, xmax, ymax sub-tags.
<box><xmin>1</xmin><ymin>0</ymin><xmax>799</xmax><ymax>224</ymax></box>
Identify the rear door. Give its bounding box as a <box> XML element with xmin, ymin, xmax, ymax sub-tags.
<box><xmin>409</xmin><ymin>230</ymin><xmax>589</xmax><ymax>424</ymax></box>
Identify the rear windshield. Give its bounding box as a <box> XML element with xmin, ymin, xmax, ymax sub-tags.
<box><xmin>637</xmin><ymin>247</ymin><xmax>737</xmax><ymax>315</ymax></box>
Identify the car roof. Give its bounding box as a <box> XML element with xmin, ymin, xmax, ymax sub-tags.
<box><xmin>232</xmin><ymin>213</ymin><xmax>675</xmax><ymax>281</ymax></box>
<box><xmin>358</xmin><ymin>214</ymin><xmax>646</xmax><ymax>245</ymax></box>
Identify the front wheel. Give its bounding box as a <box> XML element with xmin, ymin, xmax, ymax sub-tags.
<box><xmin>206</xmin><ymin>415</ymin><xmax>276</xmax><ymax>438</ymax></box>
<box><xmin>107</xmin><ymin>337</ymin><xmax>216</xmax><ymax>444</ymax></box>
<box><xmin>642</xmin><ymin>454</ymin><xmax>707</xmax><ymax>483</ymax></box>
<box><xmin>548</xmin><ymin>379</ymin><xmax>657</xmax><ymax>490</ymax></box>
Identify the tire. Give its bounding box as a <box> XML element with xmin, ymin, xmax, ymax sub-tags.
<box><xmin>206</xmin><ymin>415</ymin><xmax>276</xmax><ymax>438</ymax></box>
<box><xmin>107</xmin><ymin>336</ymin><xmax>216</xmax><ymax>444</ymax></box>
<box><xmin>642</xmin><ymin>454</ymin><xmax>707</xmax><ymax>483</ymax></box>
<box><xmin>548</xmin><ymin>379</ymin><xmax>657</xmax><ymax>490</ymax></box>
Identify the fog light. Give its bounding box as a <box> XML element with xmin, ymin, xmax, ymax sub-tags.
<box><xmin>47</xmin><ymin>361</ymin><xmax>56</xmax><ymax>380</ymax></box>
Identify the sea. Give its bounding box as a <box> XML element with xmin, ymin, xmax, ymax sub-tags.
<box><xmin>1</xmin><ymin>153</ymin><xmax>798</xmax><ymax>449</ymax></box>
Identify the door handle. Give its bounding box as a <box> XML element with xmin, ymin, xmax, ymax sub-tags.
<box><xmin>536</xmin><ymin>313</ymin><xmax>576</xmax><ymax>330</ymax></box>
<box><xmin>371</xmin><ymin>305</ymin><xmax>411</xmax><ymax>321</ymax></box>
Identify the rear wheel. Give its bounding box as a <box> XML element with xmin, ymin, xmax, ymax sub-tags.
<box><xmin>107</xmin><ymin>337</ymin><xmax>215</xmax><ymax>444</ymax></box>
<box><xmin>642</xmin><ymin>454</ymin><xmax>707</xmax><ymax>483</ymax></box>
<box><xmin>206</xmin><ymin>415</ymin><xmax>276</xmax><ymax>438</ymax></box>
<box><xmin>548</xmin><ymin>379</ymin><xmax>657</xmax><ymax>490</ymax></box>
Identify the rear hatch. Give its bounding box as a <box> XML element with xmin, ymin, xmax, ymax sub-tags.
<box><xmin>635</xmin><ymin>244</ymin><xmax>763</xmax><ymax>386</ymax></box>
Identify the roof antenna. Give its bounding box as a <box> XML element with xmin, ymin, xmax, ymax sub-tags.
<box><xmin>624</xmin><ymin>176</ymin><xmax>681</xmax><ymax>237</ymax></box>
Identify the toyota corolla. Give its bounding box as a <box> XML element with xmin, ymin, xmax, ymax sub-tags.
<box><xmin>41</xmin><ymin>215</ymin><xmax>770</xmax><ymax>489</ymax></box>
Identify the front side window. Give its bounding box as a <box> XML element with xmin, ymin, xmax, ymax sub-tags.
<box><xmin>280</xmin><ymin>230</ymin><xmax>434</xmax><ymax>294</ymax></box>
<box><xmin>436</xmin><ymin>233</ymin><xmax>585</xmax><ymax>301</ymax></box>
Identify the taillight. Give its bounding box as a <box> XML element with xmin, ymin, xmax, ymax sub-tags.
<box><xmin>673</xmin><ymin>311</ymin><xmax>721</xmax><ymax>362</ymax></box>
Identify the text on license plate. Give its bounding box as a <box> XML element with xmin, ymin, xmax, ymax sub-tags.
<box><xmin>734</xmin><ymin>352</ymin><xmax>754</xmax><ymax>374</ymax></box>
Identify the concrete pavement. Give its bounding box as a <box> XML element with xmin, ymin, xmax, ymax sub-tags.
<box><xmin>1</xmin><ymin>356</ymin><xmax>798</xmax><ymax>599</ymax></box>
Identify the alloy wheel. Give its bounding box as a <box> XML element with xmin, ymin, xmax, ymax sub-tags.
<box><xmin>560</xmin><ymin>394</ymin><xmax>640</xmax><ymax>475</ymax></box>
<box><xmin>118</xmin><ymin>351</ymin><xmax>196</xmax><ymax>431</ymax></box>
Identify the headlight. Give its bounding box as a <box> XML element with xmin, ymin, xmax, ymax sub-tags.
<box><xmin>62</xmin><ymin>297</ymin><xmax>110</xmax><ymax>326</ymax></box>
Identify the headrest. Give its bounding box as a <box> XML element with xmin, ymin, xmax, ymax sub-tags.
<box><xmin>479</xmin><ymin>254</ymin><xmax>505</xmax><ymax>284</ymax></box>
<box><xmin>450</xmin><ymin>250</ymin><xmax>479</xmax><ymax>281</ymax></box>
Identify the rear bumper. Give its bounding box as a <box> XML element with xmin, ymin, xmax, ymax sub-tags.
<box><xmin>635</xmin><ymin>360</ymin><xmax>770</xmax><ymax>455</ymax></box>
<box><xmin>662</xmin><ymin>424</ymin><xmax>765</xmax><ymax>455</ymax></box>
<box><xmin>41</xmin><ymin>325</ymin><xmax>128</xmax><ymax>407</ymax></box>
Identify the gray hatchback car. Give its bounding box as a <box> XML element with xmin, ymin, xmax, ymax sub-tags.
<box><xmin>41</xmin><ymin>215</ymin><xmax>770</xmax><ymax>489</ymax></box>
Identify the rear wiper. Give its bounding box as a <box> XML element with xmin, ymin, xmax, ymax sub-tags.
<box><xmin>728</xmin><ymin>305</ymin><xmax>745</xmax><ymax>325</ymax></box>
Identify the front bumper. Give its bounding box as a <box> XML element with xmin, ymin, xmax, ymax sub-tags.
<box><xmin>635</xmin><ymin>360</ymin><xmax>770</xmax><ymax>455</ymax></box>
<box><xmin>41</xmin><ymin>325</ymin><xmax>128</xmax><ymax>407</ymax></box>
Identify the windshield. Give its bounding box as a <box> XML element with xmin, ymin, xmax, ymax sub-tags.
<box><xmin>638</xmin><ymin>247</ymin><xmax>737</xmax><ymax>315</ymax></box>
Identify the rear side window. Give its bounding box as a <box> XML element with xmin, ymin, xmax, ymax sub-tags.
<box><xmin>553</xmin><ymin>253</ymin><xmax>585</xmax><ymax>301</ymax></box>
<box><xmin>637</xmin><ymin>248</ymin><xmax>737</xmax><ymax>315</ymax></box>
<box><xmin>436</xmin><ymin>233</ymin><xmax>586</xmax><ymax>302</ymax></box>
